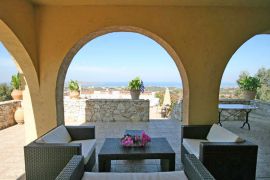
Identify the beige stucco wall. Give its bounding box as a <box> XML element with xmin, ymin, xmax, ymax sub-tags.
<box><xmin>1</xmin><ymin>1</ymin><xmax>270</xmax><ymax>141</ymax></box>
<box><xmin>36</xmin><ymin>5</ymin><xmax>270</xmax><ymax>126</ymax></box>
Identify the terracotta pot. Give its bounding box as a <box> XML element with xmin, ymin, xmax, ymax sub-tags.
<box><xmin>11</xmin><ymin>89</ymin><xmax>23</xmax><ymax>100</ymax></box>
<box><xmin>130</xmin><ymin>90</ymin><xmax>140</xmax><ymax>100</ymax></box>
<box><xmin>14</xmin><ymin>107</ymin><xmax>24</xmax><ymax>124</ymax></box>
<box><xmin>243</xmin><ymin>90</ymin><xmax>256</xmax><ymax>100</ymax></box>
<box><xmin>69</xmin><ymin>90</ymin><xmax>80</xmax><ymax>99</ymax></box>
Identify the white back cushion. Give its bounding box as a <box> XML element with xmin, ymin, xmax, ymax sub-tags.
<box><xmin>82</xmin><ymin>171</ymin><xmax>187</xmax><ymax>180</ymax></box>
<box><xmin>182</xmin><ymin>138</ymin><xmax>208</xmax><ymax>158</ymax></box>
<box><xmin>207</xmin><ymin>124</ymin><xmax>244</xmax><ymax>143</ymax></box>
<box><xmin>37</xmin><ymin>125</ymin><xmax>72</xmax><ymax>143</ymax></box>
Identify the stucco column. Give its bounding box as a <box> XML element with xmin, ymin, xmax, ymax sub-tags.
<box><xmin>23</xmin><ymin>85</ymin><xmax>38</xmax><ymax>143</ymax></box>
<box><xmin>180</xmin><ymin>53</ymin><xmax>224</xmax><ymax>125</ymax></box>
<box><xmin>186</xmin><ymin>78</ymin><xmax>219</xmax><ymax>125</ymax></box>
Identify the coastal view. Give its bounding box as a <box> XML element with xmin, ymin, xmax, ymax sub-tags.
<box><xmin>0</xmin><ymin>22</ymin><xmax>270</xmax><ymax>180</ymax></box>
<box><xmin>1</xmin><ymin>33</ymin><xmax>270</xmax><ymax>120</ymax></box>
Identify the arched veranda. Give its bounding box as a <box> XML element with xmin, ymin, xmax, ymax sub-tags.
<box><xmin>56</xmin><ymin>26</ymin><xmax>189</xmax><ymax>125</ymax></box>
<box><xmin>0</xmin><ymin>19</ymin><xmax>39</xmax><ymax>142</ymax></box>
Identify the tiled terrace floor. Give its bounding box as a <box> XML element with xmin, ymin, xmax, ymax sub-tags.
<box><xmin>0</xmin><ymin>125</ymin><xmax>25</xmax><ymax>180</ymax></box>
<box><xmin>85</xmin><ymin>120</ymin><xmax>182</xmax><ymax>172</ymax></box>
<box><xmin>0</xmin><ymin>119</ymin><xmax>270</xmax><ymax>179</ymax></box>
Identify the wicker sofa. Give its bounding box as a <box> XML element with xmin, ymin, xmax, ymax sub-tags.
<box><xmin>56</xmin><ymin>154</ymin><xmax>215</xmax><ymax>180</ymax></box>
<box><xmin>24</xmin><ymin>125</ymin><xmax>96</xmax><ymax>180</ymax></box>
<box><xmin>181</xmin><ymin>124</ymin><xmax>258</xmax><ymax>180</ymax></box>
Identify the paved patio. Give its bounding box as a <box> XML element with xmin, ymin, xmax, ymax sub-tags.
<box><xmin>86</xmin><ymin>120</ymin><xmax>182</xmax><ymax>173</ymax></box>
<box><xmin>0</xmin><ymin>125</ymin><xmax>25</xmax><ymax>180</ymax></box>
<box><xmin>0</xmin><ymin>119</ymin><xmax>270</xmax><ymax>179</ymax></box>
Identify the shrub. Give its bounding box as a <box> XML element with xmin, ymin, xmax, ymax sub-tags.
<box><xmin>0</xmin><ymin>83</ymin><xmax>12</xmax><ymax>101</ymax></box>
<box><xmin>68</xmin><ymin>80</ymin><xmax>80</xmax><ymax>91</ymax></box>
<box><xmin>237</xmin><ymin>72</ymin><xmax>261</xmax><ymax>91</ymax></box>
<box><xmin>256</xmin><ymin>67</ymin><xmax>270</xmax><ymax>101</ymax></box>
<box><xmin>11</xmin><ymin>73</ymin><xmax>21</xmax><ymax>90</ymax></box>
<box><xmin>128</xmin><ymin>77</ymin><xmax>144</xmax><ymax>92</ymax></box>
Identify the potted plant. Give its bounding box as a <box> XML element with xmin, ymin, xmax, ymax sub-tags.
<box><xmin>68</xmin><ymin>80</ymin><xmax>80</xmax><ymax>99</ymax></box>
<box><xmin>237</xmin><ymin>74</ymin><xmax>261</xmax><ymax>100</ymax></box>
<box><xmin>10</xmin><ymin>73</ymin><xmax>22</xmax><ymax>100</ymax></box>
<box><xmin>128</xmin><ymin>77</ymin><xmax>144</xmax><ymax>100</ymax></box>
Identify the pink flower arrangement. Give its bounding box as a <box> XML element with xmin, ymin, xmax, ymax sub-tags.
<box><xmin>121</xmin><ymin>131</ymin><xmax>151</xmax><ymax>147</ymax></box>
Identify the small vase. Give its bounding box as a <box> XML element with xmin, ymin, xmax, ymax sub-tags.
<box><xmin>243</xmin><ymin>90</ymin><xmax>256</xmax><ymax>100</ymax></box>
<box><xmin>14</xmin><ymin>106</ymin><xmax>24</xmax><ymax>124</ymax></box>
<box><xmin>130</xmin><ymin>90</ymin><xmax>140</xmax><ymax>100</ymax></box>
<box><xmin>11</xmin><ymin>89</ymin><xmax>23</xmax><ymax>100</ymax></box>
<box><xmin>69</xmin><ymin>91</ymin><xmax>80</xmax><ymax>99</ymax></box>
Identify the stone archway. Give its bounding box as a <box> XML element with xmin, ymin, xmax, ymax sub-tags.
<box><xmin>0</xmin><ymin>19</ymin><xmax>39</xmax><ymax>142</ymax></box>
<box><xmin>56</xmin><ymin>26</ymin><xmax>189</xmax><ymax>125</ymax></box>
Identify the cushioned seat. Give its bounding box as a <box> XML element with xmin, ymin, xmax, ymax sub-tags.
<box><xmin>36</xmin><ymin>125</ymin><xmax>72</xmax><ymax>143</ymax></box>
<box><xmin>25</xmin><ymin>125</ymin><xmax>96</xmax><ymax>180</ymax></box>
<box><xmin>82</xmin><ymin>171</ymin><xmax>187</xmax><ymax>180</ymax></box>
<box><xmin>56</xmin><ymin>155</ymin><xmax>215</xmax><ymax>180</ymax></box>
<box><xmin>182</xmin><ymin>138</ymin><xmax>208</xmax><ymax>158</ymax></box>
<box><xmin>181</xmin><ymin>124</ymin><xmax>258</xmax><ymax>180</ymax></box>
<box><xmin>70</xmin><ymin>139</ymin><xmax>96</xmax><ymax>165</ymax></box>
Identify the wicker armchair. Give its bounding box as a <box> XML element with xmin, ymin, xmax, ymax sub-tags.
<box><xmin>24</xmin><ymin>125</ymin><xmax>96</xmax><ymax>180</ymax></box>
<box><xmin>55</xmin><ymin>154</ymin><xmax>215</xmax><ymax>180</ymax></box>
<box><xmin>181</xmin><ymin>125</ymin><xmax>258</xmax><ymax>180</ymax></box>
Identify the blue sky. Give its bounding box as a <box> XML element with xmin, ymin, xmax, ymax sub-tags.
<box><xmin>0</xmin><ymin>43</ymin><xmax>18</xmax><ymax>83</ymax></box>
<box><xmin>221</xmin><ymin>34</ymin><xmax>270</xmax><ymax>85</ymax></box>
<box><xmin>66</xmin><ymin>32</ymin><xmax>180</xmax><ymax>83</ymax></box>
<box><xmin>0</xmin><ymin>33</ymin><xmax>270</xmax><ymax>87</ymax></box>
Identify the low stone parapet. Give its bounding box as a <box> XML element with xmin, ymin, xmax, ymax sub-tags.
<box><xmin>170</xmin><ymin>99</ymin><xmax>183</xmax><ymax>121</ymax></box>
<box><xmin>250</xmin><ymin>100</ymin><xmax>270</xmax><ymax>122</ymax></box>
<box><xmin>0</xmin><ymin>100</ymin><xmax>21</xmax><ymax>129</ymax></box>
<box><xmin>172</xmin><ymin>99</ymin><xmax>251</xmax><ymax>122</ymax></box>
<box><xmin>64</xmin><ymin>98</ymin><xmax>149</xmax><ymax>123</ymax></box>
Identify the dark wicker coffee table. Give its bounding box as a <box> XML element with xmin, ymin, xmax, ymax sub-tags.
<box><xmin>98</xmin><ymin>138</ymin><xmax>175</xmax><ymax>172</ymax></box>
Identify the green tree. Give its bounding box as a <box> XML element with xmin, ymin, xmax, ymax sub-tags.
<box><xmin>256</xmin><ymin>68</ymin><xmax>270</xmax><ymax>101</ymax></box>
<box><xmin>0</xmin><ymin>83</ymin><xmax>12</xmax><ymax>101</ymax></box>
<box><xmin>238</xmin><ymin>71</ymin><xmax>249</xmax><ymax>80</ymax></box>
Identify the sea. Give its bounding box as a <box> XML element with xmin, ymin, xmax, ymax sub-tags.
<box><xmin>73</xmin><ymin>82</ymin><xmax>238</xmax><ymax>88</ymax></box>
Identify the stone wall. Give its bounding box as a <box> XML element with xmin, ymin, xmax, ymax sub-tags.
<box><xmin>250</xmin><ymin>100</ymin><xmax>270</xmax><ymax>122</ymax></box>
<box><xmin>172</xmin><ymin>99</ymin><xmax>251</xmax><ymax>122</ymax></box>
<box><xmin>64</xmin><ymin>98</ymin><xmax>149</xmax><ymax>124</ymax></box>
<box><xmin>170</xmin><ymin>99</ymin><xmax>183</xmax><ymax>121</ymax></box>
<box><xmin>219</xmin><ymin>99</ymin><xmax>250</xmax><ymax>121</ymax></box>
<box><xmin>0</xmin><ymin>100</ymin><xmax>21</xmax><ymax>129</ymax></box>
<box><xmin>64</xmin><ymin>98</ymin><xmax>87</xmax><ymax>124</ymax></box>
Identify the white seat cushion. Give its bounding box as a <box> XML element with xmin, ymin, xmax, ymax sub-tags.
<box><xmin>36</xmin><ymin>125</ymin><xmax>72</xmax><ymax>143</ymax></box>
<box><xmin>82</xmin><ymin>171</ymin><xmax>187</xmax><ymax>180</ymax></box>
<box><xmin>207</xmin><ymin>124</ymin><xmax>244</xmax><ymax>143</ymax></box>
<box><xmin>182</xmin><ymin>138</ymin><xmax>208</xmax><ymax>158</ymax></box>
<box><xmin>70</xmin><ymin>139</ymin><xmax>96</xmax><ymax>164</ymax></box>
